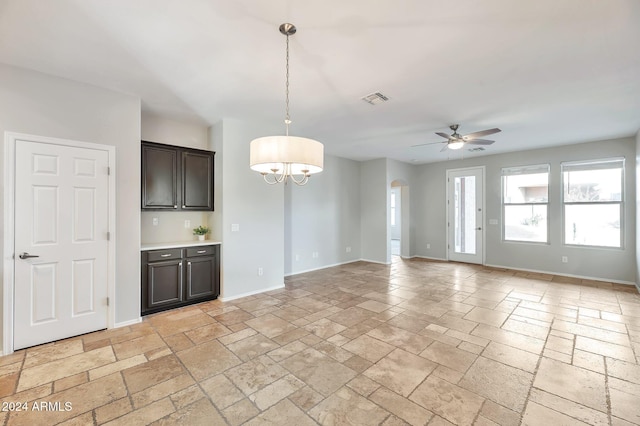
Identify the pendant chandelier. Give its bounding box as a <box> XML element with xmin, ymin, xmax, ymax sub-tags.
<box><xmin>249</xmin><ymin>23</ymin><xmax>324</xmax><ymax>185</ymax></box>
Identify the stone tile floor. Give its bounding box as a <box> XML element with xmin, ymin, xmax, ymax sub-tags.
<box><xmin>1</xmin><ymin>258</ymin><xmax>640</xmax><ymax>425</ymax></box>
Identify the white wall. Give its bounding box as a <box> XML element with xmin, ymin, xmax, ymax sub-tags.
<box><xmin>360</xmin><ymin>158</ymin><xmax>388</xmax><ymax>263</ymax></box>
<box><xmin>0</xmin><ymin>64</ymin><xmax>141</xmax><ymax>339</ymax></box>
<box><xmin>415</xmin><ymin>137</ymin><xmax>637</xmax><ymax>284</ymax></box>
<box><xmin>140</xmin><ymin>114</ymin><xmax>213</xmax><ymax>244</ymax></box>
<box><xmin>210</xmin><ymin>119</ymin><xmax>285</xmax><ymax>299</ymax></box>
<box><xmin>285</xmin><ymin>155</ymin><xmax>361</xmax><ymax>275</ymax></box>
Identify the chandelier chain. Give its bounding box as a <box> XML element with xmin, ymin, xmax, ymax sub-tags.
<box><xmin>284</xmin><ymin>33</ymin><xmax>290</xmax><ymax>136</ymax></box>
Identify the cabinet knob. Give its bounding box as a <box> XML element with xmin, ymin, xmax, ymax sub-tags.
<box><xmin>173</xmin><ymin>205</ymin><xmax>177</xmax><ymax>209</ymax></box>
<box><xmin>182</xmin><ymin>205</ymin><xmax>186</xmax><ymax>208</ymax></box>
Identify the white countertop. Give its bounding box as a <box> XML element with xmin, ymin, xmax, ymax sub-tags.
<box><xmin>140</xmin><ymin>240</ymin><xmax>222</xmax><ymax>251</ymax></box>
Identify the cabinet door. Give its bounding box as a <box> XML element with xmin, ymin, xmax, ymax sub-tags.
<box><xmin>142</xmin><ymin>143</ymin><xmax>179</xmax><ymax>210</ymax></box>
<box><xmin>182</xmin><ymin>150</ymin><xmax>214</xmax><ymax>210</ymax></box>
<box><xmin>185</xmin><ymin>256</ymin><xmax>216</xmax><ymax>300</ymax></box>
<box><xmin>148</xmin><ymin>259</ymin><xmax>183</xmax><ymax>307</ymax></box>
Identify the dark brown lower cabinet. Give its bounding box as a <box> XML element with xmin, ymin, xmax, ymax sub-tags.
<box><xmin>148</xmin><ymin>259</ymin><xmax>184</xmax><ymax>308</ymax></box>
<box><xmin>142</xmin><ymin>244</ymin><xmax>220</xmax><ymax>315</ymax></box>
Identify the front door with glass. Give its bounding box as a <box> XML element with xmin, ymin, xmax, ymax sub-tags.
<box><xmin>447</xmin><ymin>168</ymin><xmax>484</xmax><ymax>264</ymax></box>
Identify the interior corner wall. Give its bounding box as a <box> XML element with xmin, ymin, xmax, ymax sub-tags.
<box><xmin>415</xmin><ymin>137</ymin><xmax>637</xmax><ymax>284</ymax></box>
<box><xmin>140</xmin><ymin>114</ymin><xmax>211</xmax><ymax>244</ymax></box>
<box><xmin>0</xmin><ymin>64</ymin><xmax>141</xmax><ymax>339</ymax></box>
<box><xmin>141</xmin><ymin>113</ymin><xmax>209</xmax><ymax>150</ymax></box>
<box><xmin>217</xmin><ymin>119</ymin><xmax>285</xmax><ymax>299</ymax></box>
<box><xmin>636</xmin><ymin>129</ymin><xmax>640</xmax><ymax>288</ymax></box>
<box><xmin>284</xmin><ymin>155</ymin><xmax>361</xmax><ymax>276</ymax></box>
<box><xmin>360</xmin><ymin>158</ymin><xmax>389</xmax><ymax>264</ymax></box>
<box><xmin>209</xmin><ymin>122</ymin><xmax>223</xmax><ymax>244</ymax></box>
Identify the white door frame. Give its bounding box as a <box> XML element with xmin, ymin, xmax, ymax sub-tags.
<box><xmin>445</xmin><ymin>166</ymin><xmax>485</xmax><ymax>265</ymax></box>
<box><xmin>3</xmin><ymin>132</ymin><xmax>116</xmax><ymax>355</ymax></box>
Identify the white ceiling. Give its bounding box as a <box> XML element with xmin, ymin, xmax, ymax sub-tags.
<box><xmin>1</xmin><ymin>0</ymin><xmax>639</xmax><ymax>164</ymax></box>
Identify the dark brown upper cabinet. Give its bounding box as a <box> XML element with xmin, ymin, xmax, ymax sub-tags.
<box><xmin>142</xmin><ymin>141</ymin><xmax>214</xmax><ymax>211</ymax></box>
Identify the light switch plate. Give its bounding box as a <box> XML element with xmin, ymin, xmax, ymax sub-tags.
<box><xmin>231</xmin><ymin>224</ymin><xmax>240</xmax><ymax>232</ymax></box>
<box><xmin>489</xmin><ymin>219</ymin><xmax>498</xmax><ymax>225</ymax></box>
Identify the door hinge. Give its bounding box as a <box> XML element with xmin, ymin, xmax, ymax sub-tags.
<box><xmin>107</xmin><ymin>231</ymin><xmax>110</xmax><ymax>241</ymax></box>
<box><xmin>106</xmin><ymin>297</ymin><xmax>110</xmax><ymax>306</ymax></box>
<box><xmin>107</xmin><ymin>167</ymin><xmax>111</xmax><ymax>176</ymax></box>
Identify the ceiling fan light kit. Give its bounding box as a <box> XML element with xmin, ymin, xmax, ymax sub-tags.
<box><xmin>448</xmin><ymin>140</ymin><xmax>464</xmax><ymax>150</ymax></box>
<box><xmin>249</xmin><ymin>23</ymin><xmax>324</xmax><ymax>186</ymax></box>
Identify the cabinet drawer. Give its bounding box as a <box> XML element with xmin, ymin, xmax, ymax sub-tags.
<box><xmin>186</xmin><ymin>246</ymin><xmax>216</xmax><ymax>257</ymax></box>
<box><xmin>147</xmin><ymin>248</ymin><xmax>183</xmax><ymax>262</ymax></box>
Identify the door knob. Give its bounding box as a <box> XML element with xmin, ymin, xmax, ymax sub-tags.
<box><xmin>19</xmin><ymin>252</ymin><xmax>39</xmax><ymax>259</ymax></box>
<box><xmin>476</xmin><ymin>227</ymin><xmax>482</xmax><ymax>231</ymax></box>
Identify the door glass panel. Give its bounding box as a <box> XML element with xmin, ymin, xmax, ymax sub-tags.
<box><xmin>454</xmin><ymin>176</ymin><xmax>476</xmax><ymax>254</ymax></box>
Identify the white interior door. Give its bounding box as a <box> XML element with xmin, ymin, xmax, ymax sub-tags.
<box><xmin>14</xmin><ymin>140</ymin><xmax>109</xmax><ymax>350</ymax></box>
<box><xmin>447</xmin><ymin>168</ymin><xmax>484</xmax><ymax>264</ymax></box>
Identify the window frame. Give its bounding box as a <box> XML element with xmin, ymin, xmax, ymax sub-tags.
<box><xmin>501</xmin><ymin>164</ymin><xmax>550</xmax><ymax>244</ymax></box>
<box><xmin>561</xmin><ymin>158</ymin><xmax>625</xmax><ymax>249</ymax></box>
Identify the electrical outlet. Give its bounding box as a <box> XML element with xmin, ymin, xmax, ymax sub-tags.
<box><xmin>184</xmin><ymin>219</ymin><xmax>191</xmax><ymax>228</ymax></box>
<box><xmin>257</xmin><ymin>267</ymin><xmax>263</xmax><ymax>276</ymax></box>
<box><xmin>427</xmin><ymin>243</ymin><xmax>431</xmax><ymax>249</ymax></box>
<box><xmin>489</xmin><ymin>219</ymin><xmax>498</xmax><ymax>225</ymax></box>
<box><xmin>152</xmin><ymin>217</ymin><xmax>158</xmax><ymax>226</ymax></box>
<box><xmin>562</xmin><ymin>256</ymin><xmax>568</xmax><ymax>263</ymax></box>
<box><xmin>295</xmin><ymin>254</ymin><xmax>300</xmax><ymax>261</ymax></box>
<box><xmin>346</xmin><ymin>247</ymin><xmax>351</xmax><ymax>253</ymax></box>
<box><xmin>312</xmin><ymin>251</ymin><xmax>319</xmax><ymax>258</ymax></box>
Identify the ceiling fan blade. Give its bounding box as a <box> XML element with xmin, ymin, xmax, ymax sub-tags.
<box><xmin>466</xmin><ymin>139</ymin><xmax>495</xmax><ymax>145</ymax></box>
<box><xmin>440</xmin><ymin>145</ymin><xmax>450</xmax><ymax>152</ymax></box>
<box><xmin>462</xmin><ymin>128</ymin><xmax>501</xmax><ymax>140</ymax></box>
<box><xmin>435</xmin><ymin>132</ymin><xmax>451</xmax><ymax>140</ymax></box>
<box><xmin>411</xmin><ymin>141</ymin><xmax>444</xmax><ymax>147</ymax></box>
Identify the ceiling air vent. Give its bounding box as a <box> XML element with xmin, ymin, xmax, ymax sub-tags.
<box><xmin>361</xmin><ymin>92</ymin><xmax>389</xmax><ymax>105</ymax></box>
<box><xmin>468</xmin><ymin>147</ymin><xmax>486</xmax><ymax>152</ymax></box>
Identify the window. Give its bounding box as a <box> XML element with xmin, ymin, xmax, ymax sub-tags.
<box><xmin>562</xmin><ymin>158</ymin><xmax>623</xmax><ymax>248</ymax></box>
<box><xmin>502</xmin><ymin>164</ymin><xmax>549</xmax><ymax>243</ymax></box>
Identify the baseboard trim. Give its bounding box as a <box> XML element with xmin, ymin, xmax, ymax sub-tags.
<box><xmin>411</xmin><ymin>255</ymin><xmax>448</xmax><ymax>262</ymax></box>
<box><xmin>220</xmin><ymin>284</ymin><xmax>285</xmax><ymax>302</ymax></box>
<box><xmin>285</xmin><ymin>259</ymin><xmax>362</xmax><ymax>277</ymax></box>
<box><xmin>360</xmin><ymin>258</ymin><xmax>391</xmax><ymax>265</ymax></box>
<box><xmin>114</xmin><ymin>318</ymin><xmax>142</xmax><ymax>328</ymax></box>
<box><xmin>484</xmin><ymin>263</ymin><xmax>636</xmax><ymax>286</ymax></box>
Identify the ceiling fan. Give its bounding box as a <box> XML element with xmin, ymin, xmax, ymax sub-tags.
<box><xmin>413</xmin><ymin>124</ymin><xmax>501</xmax><ymax>151</ymax></box>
